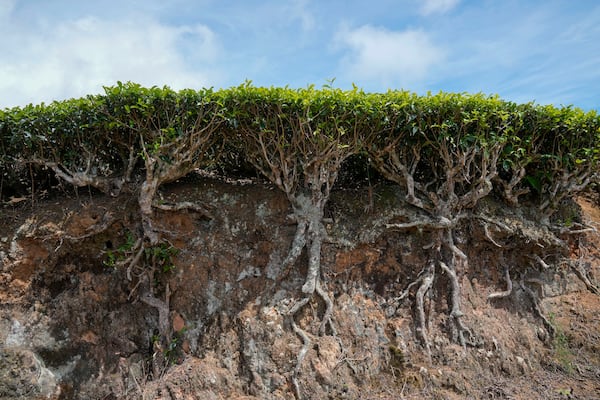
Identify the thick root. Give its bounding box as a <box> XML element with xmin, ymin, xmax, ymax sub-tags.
<box><xmin>152</xmin><ymin>200</ymin><xmax>214</xmax><ymax>219</ymax></box>
<box><xmin>414</xmin><ymin>264</ymin><xmax>434</xmax><ymax>359</ymax></box>
<box><xmin>141</xmin><ymin>214</ymin><xmax>160</xmax><ymax>245</ymax></box>
<box><xmin>439</xmin><ymin>261</ymin><xmax>476</xmax><ymax>347</ymax></box>
<box><xmin>570</xmin><ymin>239</ymin><xmax>600</xmax><ymax>295</ymax></box>
<box><xmin>488</xmin><ymin>266</ymin><xmax>513</xmax><ymax>300</ymax></box>
<box><xmin>483</xmin><ymin>222</ymin><xmax>503</xmax><ymax>248</ymax></box>
<box><xmin>570</xmin><ymin>260</ymin><xmax>600</xmax><ymax>295</ymax></box>
<box><xmin>140</xmin><ymin>284</ymin><xmax>171</xmax><ymax>342</ymax></box>
<box><xmin>274</xmin><ymin>221</ymin><xmax>308</xmax><ymax>284</ymax></box>
<box><xmin>520</xmin><ymin>280</ymin><xmax>555</xmax><ymax>340</ymax></box>
<box><xmin>287</xmin><ymin>294</ymin><xmax>312</xmax><ymax>400</ymax></box>
<box><xmin>315</xmin><ymin>280</ymin><xmax>336</xmax><ymax>335</ymax></box>
<box><xmin>62</xmin><ymin>211</ymin><xmax>117</xmax><ymax>241</ymax></box>
<box><xmin>288</xmin><ymin>278</ymin><xmax>336</xmax><ymax>400</ymax></box>
<box><xmin>301</xmin><ymin>220</ymin><xmax>322</xmax><ymax>294</ymax></box>
<box><xmin>140</xmin><ymin>282</ymin><xmax>172</xmax><ymax>378</ymax></box>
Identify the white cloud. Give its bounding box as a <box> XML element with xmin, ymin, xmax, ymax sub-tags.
<box><xmin>335</xmin><ymin>25</ymin><xmax>444</xmax><ymax>87</ymax></box>
<box><xmin>288</xmin><ymin>0</ymin><xmax>315</xmax><ymax>32</ymax></box>
<box><xmin>420</xmin><ymin>0</ymin><xmax>460</xmax><ymax>16</ymax></box>
<box><xmin>0</xmin><ymin>0</ymin><xmax>15</xmax><ymax>20</ymax></box>
<box><xmin>0</xmin><ymin>12</ymin><xmax>221</xmax><ymax>107</ymax></box>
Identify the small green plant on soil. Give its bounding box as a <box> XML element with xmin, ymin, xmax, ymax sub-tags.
<box><xmin>104</xmin><ymin>231</ymin><xmax>136</xmax><ymax>268</ymax></box>
<box><xmin>549</xmin><ymin>312</ymin><xmax>574</xmax><ymax>374</ymax></box>
<box><xmin>145</xmin><ymin>243</ymin><xmax>178</xmax><ymax>273</ymax></box>
<box><xmin>103</xmin><ymin>231</ymin><xmax>178</xmax><ymax>274</ymax></box>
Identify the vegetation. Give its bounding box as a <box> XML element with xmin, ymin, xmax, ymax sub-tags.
<box><xmin>1</xmin><ymin>83</ymin><xmax>598</xmax><ymax>396</ymax></box>
<box><xmin>2</xmin><ymin>83</ymin><xmax>597</xmax><ymax>209</ymax></box>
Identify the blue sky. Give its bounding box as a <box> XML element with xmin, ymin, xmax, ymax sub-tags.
<box><xmin>1</xmin><ymin>0</ymin><xmax>599</xmax><ymax>110</ymax></box>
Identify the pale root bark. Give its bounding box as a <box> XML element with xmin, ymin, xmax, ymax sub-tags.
<box><xmin>372</xmin><ymin>137</ymin><xmax>506</xmax><ymax>350</ymax></box>
<box><xmin>281</xmin><ymin>180</ymin><xmax>344</xmax><ymax>399</ymax></box>
<box><xmin>415</xmin><ymin>265</ymin><xmax>434</xmax><ymax>359</ymax></box>
<box><xmin>570</xmin><ymin>239</ymin><xmax>600</xmax><ymax>295</ymax></box>
<box><xmin>483</xmin><ymin>222</ymin><xmax>503</xmax><ymax>248</ymax></box>
<box><xmin>139</xmin><ymin>177</ymin><xmax>160</xmax><ymax>244</ymax></box>
<box><xmin>488</xmin><ymin>266</ymin><xmax>513</xmax><ymax>300</ymax></box>
<box><xmin>520</xmin><ymin>280</ymin><xmax>555</xmax><ymax>340</ymax></box>
<box><xmin>284</xmin><ymin>220</ymin><xmax>308</xmax><ymax>266</ymax></box>
<box><xmin>302</xmin><ymin>218</ymin><xmax>323</xmax><ymax>294</ymax></box>
<box><xmin>33</xmin><ymin>146</ymin><xmax>137</xmax><ymax>196</ymax></box>
<box><xmin>290</xmin><ymin>314</ymin><xmax>312</xmax><ymax>399</ymax></box>
<box><xmin>540</xmin><ymin>168</ymin><xmax>592</xmax><ymax>217</ymax></box>
<box><xmin>36</xmin><ymin>160</ymin><xmax>126</xmax><ymax>196</ymax></box>
<box><xmin>497</xmin><ymin>166</ymin><xmax>529</xmax><ymax>207</ymax></box>
<box><xmin>439</xmin><ymin>261</ymin><xmax>474</xmax><ymax>348</ymax></box>
<box><xmin>140</xmin><ymin>285</ymin><xmax>171</xmax><ymax>343</ymax></box>
<box><xmin>140</xmin><ymin>282</ymin><xmax>171</xmax><ymax>378</ymax></box>
<box><xmin>152</xmin><ymin>201</ymin><xmax>213</xmax><ymax>217</ymax></box>
<box><xmin>236</xmin><ymin>103</ymin><xmax>359</xmax><ymax>399</ymax></box>
<box><xmin>570</xmin><ymin>261</ymin><xmax>600</xmax><ymax>295</ymax></box>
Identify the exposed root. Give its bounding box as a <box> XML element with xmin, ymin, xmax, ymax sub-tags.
<box><xmin>32</xmin><ymin>159</ymin><xmax>129</xmax><ymax>196</ymax></box>
<box><xmin>152</xmin><ymin>200</ymin><xmax>214</xmax><ymax>219</ymax></box>
<box><xmin>568</xmin><ymin>260</ymin><xmax>600</xmax><ymax>295</ymax></box>
<box><xmin>140</xmin><ymin>282</ymin><xmax>172</xmax><ymax>378</ymax></box>
<box><xmin>549</xmin><ymin>221</ymin><xmax>596</xmax><ymax>235</ymax></box>
<box><xmin>62</xmin><ymin>211</ymin><xmax>117</xmax><ymax>241</ymax></box>
<box><xmin>488</xmin><ymin>266</ymin><xmax>513</xmax><ymax>300</ymax></box>
<box><xmin>315</xmin><ymin>281</ymin><xmax>336</xmax><ymax>335</ymax></box>
<box><xmin>287</xmin><ymin>275</ymin><xmax>336</xmax><ymax>398</ymax></box>
<box><xmin>140</xmin><ymin>282</ymin><xmax>171</xmax><ymax>342</ymax></box>
<box><xmin>392</xmin><ymin>265</ymin><xmax>429</xmax><ymax>305</ymax></box>
<box><xmin>386</xmin><ymin>216</ymin><xmax>453</xmax><ymax>231</ymax></box>
<box><xmin>141</xmin><ymin>215</ymin><xmax>160</xmax><ymax>246</ymax></box>
<box><xmin>290</xmin><ymin>316</ymin><xmax>312</xmax><ymax>400</ymax></box>
<box><xmin>414</xmin><ymin>264</ymin><xmax>434</xmax><ymax>359</ymax></box>
<box><xmin>119</xmin><ymin>239</ymin><xmax>144</xmax><ymax>282</ymax></box>
<box><xmin>47</xmin><ymin>210</ymin><xmax>117</xmax><ymax>251</ymax></box>
<box><xmin>569</xmin><ymin>237</ymin><xmax>600</xmax><ymax>295</ymax></box>
<box><xmin>271</xmin><ymin>190</ymin><xmax>340</xmax><ymax>398</ymax></box>
<box><xmin>275</xmin><ymin>221</ymin><xmax>308</xmax><ymax>283</ymax></box>
<box><xmin>301</xmin><ymin>221</ymin><xmax>322</xmax><ymax>294</ymax></box>
<box><xmin>439</xmin><ymin>261</ymin><xmax>476</xmax><ymax>348</ymax></box>
<box><xmin>520</xmin><ymin>280</ymin><xmax>555</xmax><ymax>340</ymax></box>
<box><xmin>141</xmin><ymin>198</ymin><xmax>213</xmax><ymax>246</ymax></box>
<box><xmin>483</xmin><ymin>222</ymin><xmax>503</xmax><ymax>247</ymax></box>
<box><xmin>533</xmin><ymin>254</ymin><xmax>550</xmax><ymax>270</ymax></box>
<box><xmin>450</xmin><ymin>241</ymin><xmax>467</xmax><ymax>261</ymax></box>
<box><xmin>472</xmin><ymin>214</ymin><xmax>514</xmax><ymax>234</ymax></box>
<box><xmin>287</xmin><ymin>221</ymin><xmax>336</xmax><ymax>397</ymax></box>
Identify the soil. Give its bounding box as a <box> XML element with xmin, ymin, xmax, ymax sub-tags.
<box><xmin>0</xmin><ymin>175</ymin><xmax>599</xmax><ymax>399</ymax></box>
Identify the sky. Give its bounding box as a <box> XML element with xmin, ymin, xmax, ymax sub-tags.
<box><xmin>1</xmin><ymin>0</ymin><xmax>599</xmax><ymax>110</ymax></box>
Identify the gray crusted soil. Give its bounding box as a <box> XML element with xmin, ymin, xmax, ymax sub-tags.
<box><xmin>0</xmin><ymin>175</ymin><xmax>599</xmax><ymax>399</ymax></box>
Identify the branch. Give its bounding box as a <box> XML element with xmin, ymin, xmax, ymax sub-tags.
<box><xmin>33</xmin><ymin>159</ymin><xmax>118</xmax><ymax>195</ymax></box>
<box><xmin>497</xmin><ymin>166</ymin><xmax>529</xmax><ymax>207</ymax></box>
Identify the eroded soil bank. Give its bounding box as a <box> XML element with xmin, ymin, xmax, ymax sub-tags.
<box><xmin>1</xmin><ymin>176</ymin><xmax>599</xmax><ymax>399</ymax></box>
